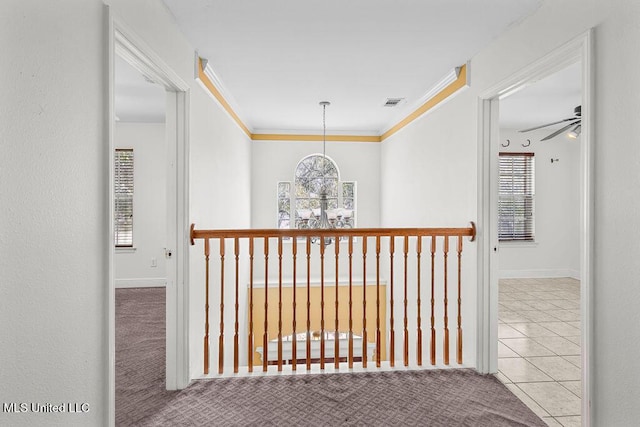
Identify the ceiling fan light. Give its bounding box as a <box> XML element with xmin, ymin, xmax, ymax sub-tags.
<box><xmin>568</xmin><ymin>124</ymin><xmax>581</xmax><ymax>139</ymax></box>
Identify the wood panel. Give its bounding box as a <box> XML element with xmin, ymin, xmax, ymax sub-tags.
<box><xmin>250</xmin><ymin>284</ymin><xmax>387</xmax><ymax>366</ymax></box>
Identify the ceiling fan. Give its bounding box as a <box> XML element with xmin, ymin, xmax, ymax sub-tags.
<box><xmin>519</xmin><ymin>105</ymin><xmax>581</xmax><ymax>141</ymax></box>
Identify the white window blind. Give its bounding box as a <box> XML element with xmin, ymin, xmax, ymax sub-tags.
<box><xmin>114</xmin><ymin>149</ymin><xmax>134</xmax><ymax>247</ymax></box>
<box><xmin>499</xmin><ymin>152</ymin><xmax>534</xmax><ymax>241</ymax></box>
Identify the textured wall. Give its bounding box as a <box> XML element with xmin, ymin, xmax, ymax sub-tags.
<box><xmin>0</xmin><ymin>1</ymin><xmax>107</xmax><ymax>425</ymax></box>
<box><xmin>591</xmin><ymin>1</ymin><xmax>640</xmax><ymax>423</ymax></box>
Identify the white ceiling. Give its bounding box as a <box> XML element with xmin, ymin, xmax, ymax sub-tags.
<box><xmin>500</xmin><ymin>61</ymin><xmax>582</xmax><ymax>132</ymax></box>
<box><xmin>115</xmin><ymin>55</ymin><xmax>166</xmax><ymax>123</ymax></box>
<box><xmin>161</xmin><ymin>0</ymin><xmax>543</xmax><ymax>134</ymax></box>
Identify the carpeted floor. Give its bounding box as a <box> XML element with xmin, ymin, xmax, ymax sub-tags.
<box><xmin>116</xmin><ymin>288</ymin><xmax>545</xmax><ymax>426</ymax></box>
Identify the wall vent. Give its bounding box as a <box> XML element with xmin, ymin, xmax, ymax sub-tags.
<box><xmin>383</xmin><ymin>97</ymin><xmax>405</xmax><ymax>107</ymax></box>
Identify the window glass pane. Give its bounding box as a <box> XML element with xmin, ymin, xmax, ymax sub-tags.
<box><xmin>115</xmin><ymin>149</ymin><xmax>134</xmax><ymax>247</ymax></box>
<box><xmin>340</xmin><ymin>181</ymin><xmax>356</xmax><ymax>227</ymax></box>
<box><xmin>278</xmin><ymin>198</ymin><xmax>289</xmax><ymax>212</ymax></box>
<box><xmin>343</xmin><ymin>198</ymin><xmax>354</xmax><ymax>210</ymax></box>
<box><xmin>277</xmin><ymin>181</ymin><xmax>291</xmax><ymax>229</ymax></box>
<box><xmin>297</xmin><ymin>198</ymin><xmax>310</xmax><ymax>210</ymax></box>
<box><xmin>295</xmin><ymin>182</ymin><xmax>308</xmax><ymax>199</ymax></box>
<box><xmin>288</xmin><ymin>155</ymin><xmax>357</xmax><ymax>230</ymax></box>
<box><xmin>295</xmin><ymin>155</ymin><xmax>338</xmax><ymax>197</ymax></box>
<box><xmin>278</xmin><ymin>182</ymin><xmax>290</xmax><ymax>199</ymax></box>
<box><xmin>294</xmin><ymin>155</ymin><xmax>336</xmax><ymax>227</ymax></box>
<box><xmin>342</xmin><ymin>182</ymin><xmax>354</xmax><ymax>198</ymax></box>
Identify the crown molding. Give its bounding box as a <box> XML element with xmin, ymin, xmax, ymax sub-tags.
<box><xmin>251</xmin><ymin>134</ymin><xmax>381</xmax><ymax>143</ymax></box>
<box><xmin>196</xmin><ymin>56</ymin><xmax>468</xmax><ymax>143</ymax></box>
<box><xmin>196</xmin><ymin>57</ymin><xmax>252</xmax><ymax>138</ymax></box>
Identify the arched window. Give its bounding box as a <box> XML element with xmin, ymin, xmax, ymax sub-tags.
<box><xmin>277</xmin><ymin>154</ymin><xmax>356</xmax><ymax>229</ymax></box>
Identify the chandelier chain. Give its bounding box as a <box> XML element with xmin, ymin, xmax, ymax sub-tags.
<box><xmin>322</xmin><ymin>103</ymin><xmax>327</xmax><ymax>161</ymax></box>
<box><xmin>321</xmin><ymin>102</ymin><xmax>328</xmax><ymax>187</ymax></box>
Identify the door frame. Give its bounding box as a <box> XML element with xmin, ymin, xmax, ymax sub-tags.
<box><xmin>107</xmin><ymin>9</ymin><xmax>191</xmax><ymax>425</ymax></box>
<box><xmin>476</xmin><ymin>30</ymin><xmax>593</xmax><ymax>424</ymax></box>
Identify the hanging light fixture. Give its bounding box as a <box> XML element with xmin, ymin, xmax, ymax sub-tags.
<box><xmin>295</xmin><ymin>101</ymin><xmax>352</xmax><ymax>243</ymax></box>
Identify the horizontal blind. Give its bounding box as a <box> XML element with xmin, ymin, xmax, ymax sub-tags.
<box><xmin>115</xmin><ymin>149</ymin><xmax>134</xmax><ymax>247</ymax></box>
<box><xmin>498</xmin><ymin>152</ymin><xmax>534</xmax><ymax>241</ymax></box>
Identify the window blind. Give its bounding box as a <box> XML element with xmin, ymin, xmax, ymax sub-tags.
<box><xmin>115</xmin><ymin>149</ymin><xmax>134</xmax><ymax>247</ymax></box>
<box><xmin>498</xmin><ymin>152</ymin><xmax>534</xmax><ymax>241</ymax></box>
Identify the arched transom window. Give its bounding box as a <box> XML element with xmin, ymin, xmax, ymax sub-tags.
<box><xmin>277</xmin><ymin>154</ymin><xmax>356</xmax><ymax>229</ymax></box>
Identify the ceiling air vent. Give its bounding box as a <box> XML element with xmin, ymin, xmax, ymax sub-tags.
<box><xmin>383</xmin><ymin>97</ymin><xmax>405</xmax><ymax>107</ymax></box>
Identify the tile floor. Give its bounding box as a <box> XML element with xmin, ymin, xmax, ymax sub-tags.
<box><xmin>496</xmin><ymin>278</ymin><xmax>582</xmax><ymax>427</ymax></box>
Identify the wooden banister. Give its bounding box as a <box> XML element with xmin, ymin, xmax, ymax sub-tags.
<box><xmin>191</xmin><ymin>223</ymin><xmax>476</xmax><ymax>375</ymax></box>
<box><xmin>191</xmin><ymin>225</ymin><xmax>476</xmax><ymax>241</ymax></box>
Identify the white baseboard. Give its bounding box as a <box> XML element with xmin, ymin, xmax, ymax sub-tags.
<box><xmin>499</xmin><ymin>269</ymin><xmax>580</xmax><ymax>280</ymax></box>
<box><xmin>115</xmin><ymin>278</ymin><xmax>167</xmax><ymax>288</ymax></box>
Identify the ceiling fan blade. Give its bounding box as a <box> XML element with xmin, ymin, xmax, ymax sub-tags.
<box><xmin>540</xmin><ymin>120</ymin><xmax>581</xmax><ymax>141</ymax></box>
<box><xmin>519</xmin><ymin>117</ymin><xmax>577</xmax><ymax>133</ymax></box>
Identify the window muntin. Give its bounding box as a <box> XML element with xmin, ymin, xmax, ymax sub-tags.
<box><xmin>498</xmin><ymin>152</ymin><xmax>534</xmax><ymax>241</ymax></box>
<box><xmin>115</xmin><ymin>149</ymin><xmax>134</xmax><ymax>247</ymax></box>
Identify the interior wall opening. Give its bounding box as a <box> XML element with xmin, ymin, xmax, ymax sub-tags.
<box><xmin>114</xmin><ymin>52</ymin><xmax>170</xmax><ymax>407</ymax></box>
<box><xmin>477</xmin><ymin>30</ymin><xmax>593</xmax><ymax>426</ymax></box>
<box><xmin>109</xmin><ymin>23</ymin><xmax>192</xmax><ymax>416</ymax></box>
<box><xmin>494</xmin><ymin>61</ymin><xmax>584</xmax><ymax>425</ymax></box>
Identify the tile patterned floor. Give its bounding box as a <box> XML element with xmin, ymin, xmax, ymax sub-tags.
<box><xmin>496</xmin><ymin>278</ymin><xmax>582</xmax><ymax>427</ymax></box>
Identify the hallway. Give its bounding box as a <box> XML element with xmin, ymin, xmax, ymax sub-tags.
<box><xmin>116</xmin><ymin>287</ymin><xmax>545</xmax><ymax>426</ymax></box>
<box><xmin>496</xmin><ymin>278</ymin><xmax>582</xmax><ymax>427</ymax></box>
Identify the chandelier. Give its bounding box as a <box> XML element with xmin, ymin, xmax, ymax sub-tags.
<box><xmin>296</xmin><ymin>101</ymin><xmax>353</xmax><ymax>239</ymax></box>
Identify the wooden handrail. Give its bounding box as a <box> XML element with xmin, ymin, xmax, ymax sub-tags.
<box><xmin>190</xmin><ymin>223</ymin><xmax>476</xmax><ymax>243</ymax></box>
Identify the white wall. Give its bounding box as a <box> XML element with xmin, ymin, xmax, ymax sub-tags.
<box><xmin>115</xmin><ymin>122</ymin><xmax>167</xmax><ymax>287</ymax></box>
<box><xmin>498</xmin><ymin>128</ymin><xmax>580</xmax><ymax>279</ymax></box>
<box><xmin>251</xmin><ymin>140</ymin><xmax>381</xmax><ymax>228</ymax></box>
<box><xmin>0</xmin><ymin>1</ymin><xmax>107</xmax><ymax>425</ymax></box>
<box><xmin>381</xmin><ymin>0</ymin><xmax>640</xmax><ymax>424</ymax></box>
<box><xmin>188</xmin><ymin>83</ymin><xmax>252</xmax><ymax>377</ymax></box>
<box><xmin>380</xmin><ymin>91</ymin><xmax>479</xmax><ymax>367</ymax></box>
<box><xmin>591</xmin><ymin>2</ymin><xmax>640</xmax><ymax>423</ymax></box>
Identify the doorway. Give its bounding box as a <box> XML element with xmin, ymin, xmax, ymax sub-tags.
<box><xmin>495</xmin><ymin>61</ymin><xmax>583</xmax><ymax>425</ymax></box>
<box><xmin>476</xmin><ymin>31</ymin><xmax>593</xmax><ymax>425</ymax></box>
<box><xmin>113</xmin><ymin>49</ymin><xmax>170</xmax><ymax>421</ymax></box>
<box><xmin>113</xmin><ymin>55</ymin><xmax>168</xmax><ymax>288</ymax></box>
<box><xmin>108</xmin><ymin>17</ymin><xmax>191</xmax><ymax>424</ymax></box>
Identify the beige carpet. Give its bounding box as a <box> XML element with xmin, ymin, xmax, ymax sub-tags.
<box><xmin>116</xmin><ymin>288</ymin><xmax>545</xmax><ymax>426</ymax></box>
